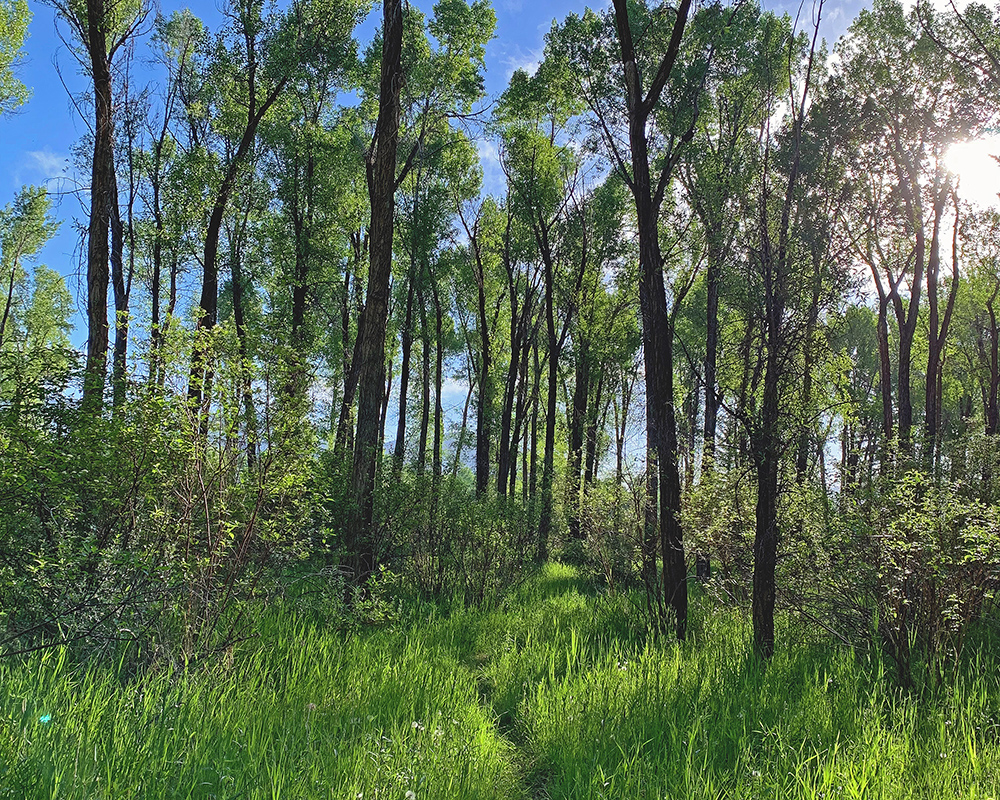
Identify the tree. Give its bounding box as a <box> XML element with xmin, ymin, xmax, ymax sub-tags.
<box><xmin>679</xmin><ymin>3</ymin><xmax>791</xmax><ymax>579</ymax></box>
<box><xmin>0</xmin><ymin>0</ymin><xmax>29</xmax><ymax>114</ymax></box>
<box><xmin>551</xmin><ymin>0</ymin><xmax>712</xmax><ymax>638</ymax></box>
<box><xmin>836</xmin><ymin>0</ymin><xmax>984</xmax><ymax>462</ymax></box>
<box><xmin>48</xmin><ymin>0</ymin><xmax>147</xmax><ymax>409</ymax></box>
<box><xmin>188</xmin><ymin>0</ymin><xmax>363</xmax><ymax>433</ymax></box>
<box><xmin>497</xmin><ymin>53</ymin><xmax>587</xmax><ymax>556</ymax></box>
<box><xmin>732</xmin><ymin>5</ymin><xmax>832</xmax><ymax>659</ymax></box>
<box><xmin>0</xmin><ymin>187</ymin><xmax>59</xmax><ymax>351</ymax></box>
<box><xmin>347</xmin><ymin>0</ymin><xmax>494</xmax><ymax>582</ymax></box>
<box><xmin>141</xmin><ymin>9</ymin><xmax>207</xmax><ymax>389</ymax></box>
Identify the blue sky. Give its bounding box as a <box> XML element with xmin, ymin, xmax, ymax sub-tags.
<box><xmin>0</xmin><ymin>0</ymin><xmax>886</xmax><ymax>349</ymax></box>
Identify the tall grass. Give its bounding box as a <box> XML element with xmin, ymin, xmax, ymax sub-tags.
<box><xmin>2</xmin><ymin>563</ymin><xmax>999</xmax><ymax>798</ymax></box>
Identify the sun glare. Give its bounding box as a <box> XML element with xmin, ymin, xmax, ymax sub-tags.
<box><xmin>945</xmin><ymin>137</ymin><xmax>1000</xmax><ymax>208</ymax></box>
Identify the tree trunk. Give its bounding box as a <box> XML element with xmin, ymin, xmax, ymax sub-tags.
<box><xmin>585</xmin><ymin>370</ymin><xmax>605</xmax><ymax>486</ymax></box>
<box><xmin>567</xmin><ymin>344</ymin><xmax>589</xmax><ymax>539</ymax></box>
<box><xmin>752</xmin><ymin>280</ymin><xmax>782</xmax><ymax>659</ymax></box>
<box><xmin>335</xmin><ymin>233</ymin><xmax>366</xmax><ymax>458</ymax></box>
<box><xmin>703</xmin><ymin>257</ymin><xmax>719</xmax><ymax>450</ymax></box>
<box><xmin>473</xmin><ymin>242</ymin><xmax>492</xmax><ymax>498</ymax></box>
<box><xmin>187</xmin><ymin>25</ymin><xmax>288</xmax><ymax>431</ymax></box>
<box><xmin>611</xmin><ymin>0</ymin><xmax>691</xmax><ymax>640</ymax></box>
<box><xmin>537</xmin><ymin>248</ymin><xmax>558</xmax><ymax>561</ymax></box>
<box><xmin>348</xmin><ymin>0</ymin><xmax>404</xmax><ymax>584</ymax></box>
<box><xmin>432</xmin><ymin>277</ymin><xmax>444</xmax><ymax>503</ymax></box>
<box><xmin>82</xmin><ymin>0</ymin><xmax>114</xmax><ymax>411</ymax></box>
<box><xmin>393</xmin><ymin>278</ymin><xmax>415</xmax><ymax>472</ymax></box>
<box><xmin>795</xmin><ymin>249</ymin><xmax>823</xmax><ymax>484</ymax></box>
<box><xmin>417</xmin><ymin>280</ymin><xmax>431</xmax><ymax>476</ymax></box>
<box><xmin>230</xmin><ymin>206</ymin><xmax>258</xmax><ymax>470</ymax></box>
<box><xmin>452</xmin><ymin>360</ymin><xmax>474</xmax><ymax>480</ymax></box>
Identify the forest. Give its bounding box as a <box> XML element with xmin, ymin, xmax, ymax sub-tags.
<box><xmin>2</xmin><ymin>0</ymin><xmax>1000</xmax><ymax>795</ymax></box>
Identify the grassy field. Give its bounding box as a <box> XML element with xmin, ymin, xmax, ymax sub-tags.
<box><xmin>3</xmin><ymin>563</ymin><xmax>1000</xmax><ymax>798</ymax></box>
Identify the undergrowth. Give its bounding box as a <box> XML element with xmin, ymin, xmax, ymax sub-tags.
<box><xmin>2</xmin><ymin>563</ymin><xmax>1000</xmax><ymax>798</ymax></box>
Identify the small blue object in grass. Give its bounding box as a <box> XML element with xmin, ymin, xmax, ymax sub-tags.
<box><xmin>39</xmin><ymin>714</ymin><xmax>52</xmax><ymax>724</ymax></box>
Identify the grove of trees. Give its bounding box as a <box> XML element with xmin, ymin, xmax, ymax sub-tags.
<box><xmin>2</xmin><ymin>0</ymin><xmax>1000</xmax><ymax>690</ymax></box>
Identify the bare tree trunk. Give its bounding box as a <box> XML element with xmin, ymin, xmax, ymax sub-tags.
<box><xmin>188</xmin><ymin>5</ymin><xmax>289</xmax><ymax>432</ymax></box>
<box><xmin>585</xmin><ymin>370</ymin><xmax>605</xmax><ymax>486</ymax></box>
<box><xmin>432</xmin><ymin>277</ymin><xmax>444</xmax><ymax>519</ymax></box>
<box><xmin>393</xmin><ymin>279</ymin><xmax>415</xmax><ymax>472</ymax></box>
<box><xmin>335</xmin><ymin>233</ymin><xmax>366</xmax><ymax>458</ymax></box>
<box><xmin>452</xmin><ymin>360</ymin><xmax>474</xmax><ymax>480</ymax></box>
<box><xmin>417</xmin><ymin>280</ymin><xmax>431</xmax><ymax>476</ymax></box>
<box><xmin>537</xmin><ymin>248</ymin><xmax>558</xmax><ymax>560</ymax></box>
<box><xmin>347</xmin><ymin>0</ymin><xmax>404</xmax><ymax>583</ymax></box>
<box><xmin>567</xmin><ymin>344</ymin><xmax>589</xmax><ymax>539</ymax></box>
<box><xmin>82</xmin><ymin>0</ymin><xmax>114</xmax><ymax>411</ymax></box>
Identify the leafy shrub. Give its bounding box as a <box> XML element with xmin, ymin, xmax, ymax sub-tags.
<box><xmin>818</xmin><ymin>471</ymin><xmax>1000</xmax><ymax>688</ymax></box>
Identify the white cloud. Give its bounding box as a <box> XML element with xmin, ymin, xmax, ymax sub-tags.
<box><xmin>27</xmin><ymin>149</ymin><xmax>71</xmax><ymax>178</ymax></box>
<box><xmin>500</xmin><ymin>45</ymin><xmax>542</xmax><ymax>81</ymax></box>
<box><xmin>16</xmin><ymin>149</ymin><xmax>73</xmax><ymax>188</ymax></box>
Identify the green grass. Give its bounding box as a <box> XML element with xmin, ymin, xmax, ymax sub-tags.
<box><xmin>3</xmin><ymin>563</ymin><xmax>1000</xmax><ymax>798</ymax></box>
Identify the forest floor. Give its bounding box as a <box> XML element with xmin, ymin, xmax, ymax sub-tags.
<box><xmin>2</xmin><ymin>563</ymin><xmax>1000</xmax><ymax>798</ymax></box>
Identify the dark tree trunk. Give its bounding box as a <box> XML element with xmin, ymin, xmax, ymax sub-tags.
<box><xmin>893</xmin><ymin>177</ymin><xmax>926</xmax><ymax>457</ymax></box>
<box><xmin>0</xmin><ymin>260</ymin><xmax>16</xmax><ymax>350</ymax></box>
<box><xmin>584</xmin><ymin>370</ymin><xmax>605</xmax><ymax>487</ymax></box>
<box><xmin>188</xmin><ymin>50</ymin><xmax>288</xmax><ymax>430</ymax></box>
<box><xmin>148</xmin><ymin>138</ymin><xmax>165</xmax><ymax>386</ymax></box>
<box><xmin>393</xmin><ymin>279</ymin><xmax>415</xmax><ymax>472</ymax></box>
<box><xmin>537</xmin><ymin>247</ymin><xmax>558</xmax><ymax>560</ymax></box>
<box><xmin>452</xmin><ymin>361</ymin><xmax>474</xmax><ymax>480</ymax></box>
<box><xmin>876</xmin><ymin>289</ymin><xmax>894</xmax><ymax>471</ymax></box>
<box><xmin>110</xmin><ymin>157</ymin><xmax>128</xmax><ymax>412</ymax></box>
<box><xmin>703</xmin><ymin>245</ymin><xmax>721</xmax><ymax>464</ymax></box>
<box><xmin>498</xmin><ymin>263</ymin><xmax>533</xmax><ymax>497</ymax></box>
<box><xmin>379</xmin><ymin>358</ymin><xmax>392</xmax><ymax>458</ymax></box>
<box><xmin>230</xmin><ymin>204</ymin><xmax>258</xmax><ymax>469</ymax></box>
<box><xmin>567</xmin><ymin>345</ymin><xmax>590</xmax><ymax>539</ymax></box>
<box><xmin>925</xmin><ymin>191</ymin><xmax>960</xmax><ymax>468</ymax></box>
<box><xmin>335</xmin><ymin>233</ymin><xmax>366</xmax><ymax>458</ymax></box>
<box><xmin>432</xmin><ymin>277</ymin><xmax>444</xmax><ymax>491</ymax></box>
<box><xmin>348</xmin><ymin>0</ymin><xmax>404</xmax><ymax>583</ymax></box>
<box><xmin>611</xmin><ymin>0</ymin><xmax>692</xmax><ymax>640</ymax></box>
<box><xmin>287</xmin><ymin>134</ymin><xmax>316</xmax><ymax>404</ymax></box>
<box><xmin>473</xmin><ymin>250</ymin><xmax>492</xmax><ymax>497</ymax></box>
<box><xmin>528</xmin><ymin>342</ymin><xmax>540</xmax><ymax>516</ymax></box>
<box><xmin>683</xmin><ymin>382</ymin><xmax>698</xmax><ymax>490</ymax></box>
<box><xmin>795</xmin><ymin>250</ymin><xmax>823</xmax><ymax>484</ymax></box>
<box><xmin>752</xmin><ymin>269</ymin><xmax>783</xmax><ymax>659</ymax></box>
<box><xmin>750</xmin><ymin>13</ymin><xmax>820</xmax><ymax>659</ymax></box>
<box><xmin>509</xmin><ymin>324</ymin><xmax>534</xmax><ymax>498</ymax></box>
<box><xmin>982</xmin><ymin>290</ymin><xmax>999</xmax><ymax>437</ymax></box>
<box><xmin>417</xmin><ymin>281</ymin><xmax>431</xmax><ymax>476</ymax></box>
<box><xmin>82</xmin><ymin>0</ymin><xmax>114</xmax><ymax>411</ymax></box>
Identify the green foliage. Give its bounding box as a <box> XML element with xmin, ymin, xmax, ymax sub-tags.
<box><xmin>827</xmin><ymin>470</ymin><xmax>1000</xmax><ymax>687</ymax></box>
<box><xmin>0</xmin><ymin>0</ymin><xmax>28</xmax><ymax>114</ymax></box>
<box><xmin>3</xmin><ymin>565</ymin><xmax>1000</xmax><ymax>798</ymax></box>
<box><xmin>578</xmin><ymin>479</ymin><xmax>642</xmax><ymax>592</ymax></box>
<box><xmin>377</xmin><ymin>470</ymin><xmax>536</xmax><ymax>604</ymax></box>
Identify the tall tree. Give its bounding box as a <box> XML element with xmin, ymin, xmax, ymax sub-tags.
<box><xmin>0</xmin><ymin>0</ymin><xmax>29</xmax><ymax>115</ymax></box>
<box><xmin>0</xmin><ymin>187</ymin><xmax>59</xmax><ymax>351</ymax></box>
<box><xmin>552</xmin><ymin>0</ymin><xmax>712</xmax><ymax>637</ymax></box>
<box><xmin>187</xmin><ymin>0</ymin><xmax>361</xmax><ymax>429</ymax></box>
<box><xmin>347</xmin><ymin>0</ymin><xmax>494</xmax><ymax>580</ymax></box>
<box><xmin>837</xmin><ymin>0</ymin><xmax>984</xmax><ymax>460</ymax></box>
<box><xmin>48</xmin><ymin>0</ymin><xmax>147</xmax><ymax>409</ymax></box>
